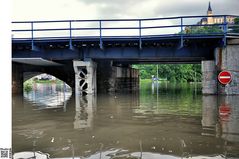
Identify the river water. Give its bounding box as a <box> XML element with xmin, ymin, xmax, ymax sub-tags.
<box><xmin>12</xmin><ymin>82</ymin><xmax>239</xmax><ymax>159</ymax></box>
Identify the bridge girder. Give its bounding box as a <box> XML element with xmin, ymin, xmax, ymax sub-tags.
<box><xmin>12</xmin><ymin>37</ymin><xmax>221</xmax><ymax>63</ymax></box>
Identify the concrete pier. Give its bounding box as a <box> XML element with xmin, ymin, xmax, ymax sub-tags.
<box><xmin>97</xmin><ymin>61</ymin><xmax>139</xmax><ymax>93</ymax></box>
<box><xmin>115</xmin><ymin>67</ymin><xmax>139</xmax><ymax>91</ymax></box>
<box><xmin>202</xmin><ymin>42</ymin><xmax>239</xmax><ymax>95</ymax></box>
<box><xmin>73</xmin><ymin>60</ymin><xmax>97</xmax><ymax>95</ymax></box>
<box><xmin>216</xmin><ymin>42</ymin><xmax>239</xmax><ymax>95</ymax></box>
<box><xmin>202</xmin><ymin>60</ymin><xmax>217</xmax><ymax>94</ymax></box>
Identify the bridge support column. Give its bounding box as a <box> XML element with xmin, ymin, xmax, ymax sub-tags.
<box><xmin>73</xmin><ymin>60</ymin><xmax>97</xmax><ymax>95</ymax></box>
<box><xmin>97</xmin><ymin>60</ymin><xmax>139</xmax><ymax>93</ymax></box>
<box><xmin>216</xmin><ymin>43</ymin><xmax>239</xmax><ymax>95</ymax></box>
<box><xmin>115</xmin><ymin>67</ymin><xmax>139</xmax><ymax>91</ymax></box>
<box><xmin>12</xmin><ymin>63</ymin><xmax>23</xmax><ymax>94</ymax></box>
<box><xmin>202</xmin><ymin>60</ymin><xmax>217</xmax><ymax>94</ymax></box>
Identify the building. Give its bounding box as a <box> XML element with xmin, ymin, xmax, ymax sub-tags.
<box><xmin>199</xmin><ymin>2</ymin><xmax>235</xmax><ymax>25</ymax></box>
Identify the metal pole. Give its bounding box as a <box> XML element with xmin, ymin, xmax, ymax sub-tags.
<box><xmin>194</xmin><ymin>71</ymin><xmax>197</xmax><ymax>95</ymax></box>
<box><xmin>223</xmin><ymin>15</ymin><xmax>227</xmax><ymax>47</ymax></box>
<box><xmin>69</xmin><ymin>21</ymin><xmax>73</xmax><ymax>49</ymax></box>
<box><xmin>156</xmin><ymin>64</ymin><xmax>159</xmax><ymax>82</ymax></box>
<box><xmin>31</xmin><ymin>22</ymin><xmax>34</xmax><ymax>50</ymax></box>
<box><xmin>63</xmin><ymin>82</ymin><xmax>66</xmax><ymax>112</ymax></box>
<box><xmin>156</xmin><ymin>64</ymin><xmax>159</xmax><ymax>94</ymax></box>
<box><xmin>139</xmin><ymin>20</ymin><xmax>142</xmax><ymax>49</ymax></box>
<box><xmin>180</xmin><ymin>17</ymin><xmax>183</xmax><ymax>48</ymax></box>
<box><xmin>157</xmin><ymin>68</ymin><xmax>159</xmax><ymax>110</ymax></box>
<box><xmin>99</xmin><ymin>20</ymin><xmax>103</xmax><ymax>49</ymax></box>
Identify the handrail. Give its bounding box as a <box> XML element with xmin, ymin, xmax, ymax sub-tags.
<box><xmin>12</xmin><ymin>15</ymin><xmax>239</xmax><ymax>49</ymax></box>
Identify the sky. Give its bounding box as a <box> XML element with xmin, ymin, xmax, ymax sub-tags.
<box><xmin>13</xmin><ymin>0</ymin><xmax>239</xmax><ymax>21</ymax></box>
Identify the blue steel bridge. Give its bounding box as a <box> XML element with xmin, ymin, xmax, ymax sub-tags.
<box><xmin>12</xmin><ymin>15</ymin><xmax>239</xmax><ymax>95</ymax></box>
<box><xmin>12</xmin><ymin>15</ymin><xmax>239</xmax><ymax>63</ymax></box>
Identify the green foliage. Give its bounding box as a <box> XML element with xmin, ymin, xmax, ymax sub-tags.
<box><xmin>23</xmin><ymin>81</ymin><xmax>33</xmax><ymax>93</ymax></box>
<box><xmin>231</xmin><ymin>17</ymin><xmax>239</xmax><ymax>33</ymax></box>
<box><xmin>184</xmin><ymin>26</ymin><xmax>223</xmax><ymax>34</ymax></box>
<box><xmin>133</xmin><ymin>64</ymin><xmax>202</xmax><ymax>83</ymax></box>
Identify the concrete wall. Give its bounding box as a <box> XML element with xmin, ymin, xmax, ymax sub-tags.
<box><xmin>202</xmin><ymin>40</ymin><xmax>239</xmax><ymax>95</ymax></box>
<box><xmin>202</xmin><ymin>60</ymin><xmax>217</xmax><ymax>94</ymax></box>
<box><xmin>215</xmin><ymin>40</ymin><xmax>239</xmax><ymax>95</ymax></box>
<box><xmin>12</xmin><ymin>63</ymin><xmax>23</xmax><ymax>94</ymax></box>
<box><xmin>115</xmin><ymin>67</ymin><xmax>139</xmax><ymax>91</ymax></box>
<box><xmin>97</xmin><ymin>60</ymin><xmax>115</xmax><ymax>93</ymax></box>
<box><xmin>97</xmin><ymin>60</ymin><xmax>139</xmax><ymax>93</ymax></box>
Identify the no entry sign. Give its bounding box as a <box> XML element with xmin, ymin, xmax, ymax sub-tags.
<box><xmin>218</xmin><ymin>71</ymin><xmax>232</xmax><ymax>85</ymax></box>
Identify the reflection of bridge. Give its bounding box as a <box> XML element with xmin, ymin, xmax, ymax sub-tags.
<box><xmin>12</xmin><ymin>15</ymin><xmax>239</xmax><ymax>95</ymax></box>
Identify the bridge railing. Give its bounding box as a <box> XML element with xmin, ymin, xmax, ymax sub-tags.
<box><xmin>12</xmin><ymin>15</ymin><xmax>239</xmax><ymax>48</ymax></box>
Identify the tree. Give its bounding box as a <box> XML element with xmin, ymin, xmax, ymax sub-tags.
<box><xmin>185</xmin><ymin>26</ymin><xmax>223</xmax><ymax>34</ymax></box>
<box><xmin>231</xmin><ymin>17</ymin><xmax>239</xmax><ymax>33</ymax></box>
<box><xmin>133</xmin><ymin>64</ymin><xmax>202</xmax><ymax>82</ymax></box>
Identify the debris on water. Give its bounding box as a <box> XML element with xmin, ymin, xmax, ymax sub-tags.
<box><xmin>180</xmin><ymin>139</ymin><xmax>186</xmax><ymax>148</ymax></box>
<box><xmin>169</xmin><ymin>150</ymin><xmax>173</xmax><ymax>153</ymax></box>
<box><xmin>92</xmin><ymin>135</ymin><xmax>95</xmax><ymax>139</ymax></box>
<box><xmin>110</xmin><ymin>115</ymin><xmax>114</xmax><ymax>119</ymax></box>
<box><xmin>84</xmin><ymin>150</ymin><xmax>91</xmax><ymax>154</ymax></box>
<box><xmin>132</xmin><ymin>115</ymin><xmax>147</xmax><ymax>119</ymax></box>
<box><xmin>33</xmin><ymin>140</ymin><xmax>37</xmax><ymax>147</ymax></box>
<box><xmin>151</xmin><ymin>146</ymin><xmax>156</xmax><ymax>150</ymax></box>
<box><xmin>51</xmin><ymin>137</ymin><xmax>54</xmax><ymax>143</ymax></box>
<box><xmin>62</xmin><ymin>146</ymin><xmax>70</xmax><ymax>151</ymax></box>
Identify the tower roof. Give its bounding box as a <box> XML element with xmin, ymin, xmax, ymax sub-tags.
<box><xmin>208</xmin><ymin>2</ymin><xmax>212</xmax><ymax>12</ymax></box>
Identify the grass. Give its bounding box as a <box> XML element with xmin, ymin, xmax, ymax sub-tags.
<box><xmin>140</xmin><ymin>79</ymin><xmax>152</xmax><ymax>83</ymax></box>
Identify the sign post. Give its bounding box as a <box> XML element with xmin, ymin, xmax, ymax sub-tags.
<box><xmin>218</xmin><ymin>71</ymin><xmax>232</xmax><ymax>85</ymax></box>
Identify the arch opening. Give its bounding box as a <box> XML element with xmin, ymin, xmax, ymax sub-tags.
<box><xmin>132</xmin><ymin>63</ymin><xmax>202</xmax><ymax>94</ymax></box>
<box><xmin>23</xmin><ymin>73</ymin><xmax>72</xmax><ymax>109</ymax></box>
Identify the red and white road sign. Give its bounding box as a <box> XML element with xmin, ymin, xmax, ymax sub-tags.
<box><xmin>218</xmin><ymin>71</ymin><xmax>232</xmax><ymax>85</ymax></box>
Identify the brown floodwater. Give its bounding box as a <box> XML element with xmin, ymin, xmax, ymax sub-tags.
<box><xmin>12</xmin><ymin>82</ymin><xmax>239</xmax><ymax>159</ymax></box>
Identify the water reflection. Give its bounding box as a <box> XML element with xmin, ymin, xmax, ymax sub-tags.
<box><xmin>219</xmin><ymin>96</ymin><xmax>239</xmax><ymax>143</ymax></box>
<box><xmin>201</xmin><ymin>95</ymin><xmax>239</xmax><ymax>157</ymax></box>
<box><xmin>201</xmin><ymin>95</ymin><xmax>218</xmax><ymax>137</ymax></box>
<box><xmin>12</xmin><ymin>82</ymin><xmax>239</xmax><ymax>159</ymax></box>
<box><xmin>24</xmin><ymin>83</ymin><xmax>72</xmax><ymax>109</ymax></box>
<box><xmin>74</xmin><ymin>95</ymin><xmax>96</xmax><ymax>129</ymax></box>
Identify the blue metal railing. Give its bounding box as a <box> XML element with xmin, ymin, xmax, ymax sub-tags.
<box><xmin>12</xmin><ymin>15</ymin><xmax>239</xmax><ymax>49</ymax></box>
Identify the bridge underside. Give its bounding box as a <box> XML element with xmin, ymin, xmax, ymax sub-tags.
<box><xmin>12</xmin><ymin>37</ymin><xmax>221</xmax><ymax>63</ymax></box>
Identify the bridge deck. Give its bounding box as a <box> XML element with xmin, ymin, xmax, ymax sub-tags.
<box><xmin>12</xmin><ymin>15</ymin><xmax>239</xmax><ymax>63</ymax></box>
